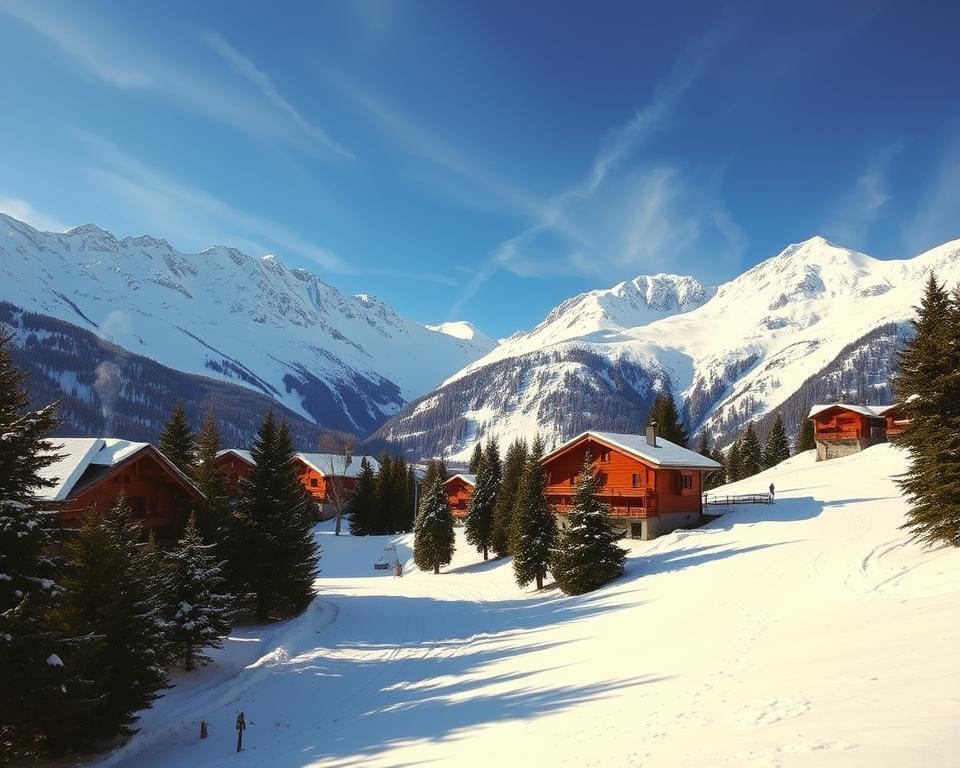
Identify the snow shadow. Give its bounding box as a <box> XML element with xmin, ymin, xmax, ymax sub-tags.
<box><xmin>705</xmin><ymin>495</ymin><xmax>825</xmax><ymax>527</ymax></box>
<box><xmin>232</xmin><ymin>589</ymin><xmax>661</xmax><ymax>767</ymax></box>
<box><xmin>638</xmin><ymin>541</ymin><xmax>793</xmax><ymax>577</ymax></box>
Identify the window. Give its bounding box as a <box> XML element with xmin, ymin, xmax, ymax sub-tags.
<box><xmin>632</xmin><ymin>472</ymin><xmax>641</xmax><ymax>488</ymax></box>
<box><xmin>310</xmin><ymin>478</ymin><xmax>319</xmax><ymax>488</ymax></box>
<box><xmin>680</xmin><ymin>473</ymin><xmax>693</xmax><ymax>490</ymax></box>
<box><xmin>600</xmin><ymin>450</ymin><xmax>611</xmax><ymax>463</ymax></box>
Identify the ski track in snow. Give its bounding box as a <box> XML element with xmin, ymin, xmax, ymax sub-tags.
<box><xmin>86</xmin><ymin>446</ymin><xmax>960</xmax><ymax>768</ymax></box>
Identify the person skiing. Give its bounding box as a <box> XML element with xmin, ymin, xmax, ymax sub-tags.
<box><xmin>235</xmin><ymin>712</ymin><xmax>246</xmax><ymax>752</ymax></box>
<box><xmin>769</xmin><ymin>482</ymin><xmax>775</xmax><ymax>503</ymax></box>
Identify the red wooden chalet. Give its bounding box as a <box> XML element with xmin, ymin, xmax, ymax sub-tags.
<box><xmin>807</xmin><ymin>403</ymin><xmax>907</xmax><ymax>461</ymax></box>
<box><xmin>215</xmin><ymin>449</ymin><xmax>380</xmax><ymax>520</ymax></box>
<box><xmin>38</xmin><ymin>437</ymin><xmax>203</xmax><ymax>539</ymax></box>
<box><xmin>540</xmin><ymin>427</ymin><xmax>722</xmax><ymax>540</ymax></box>
<box><xmin>443</xmin><ymin>473</ymin><xmax>476</xmax><ymax>520</ymax></box>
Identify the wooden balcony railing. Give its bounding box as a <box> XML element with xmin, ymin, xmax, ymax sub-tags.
<box><xmin>549</xmin><ymin>488</ymin><xmax>658</xmax><ymax>518</ymax></box>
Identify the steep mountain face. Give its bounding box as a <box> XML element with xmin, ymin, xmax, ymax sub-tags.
<box><xmin>0</xmin><ymin>214</ymin><xmax>495</xmax><ymax>435</ymax></box>
<box><xmin>374</xmin><ymin>236</ymin><xmax>960</xmax><ymax>460</ymax></box>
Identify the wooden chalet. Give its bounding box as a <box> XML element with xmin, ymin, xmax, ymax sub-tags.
<box><xmin>37</xmin><ymin>437</ymin><xmax>203</xmax><ymax>539</ymax></box>
<box><xmin>541</xmin><ymin>428</ymin><xmax>722</xmax><ymax>540</ymax></box>
<box><xmin>808</xmin><ymin>403</ymin><xmax>907</xmax><ymax>461</ymax></box>
<box><xmin>215</xmin><ymin>449</ymin><xmax>380</xmax><ymax>520</ymax></box>
<box><xmin>443</xmin><ymin>473</ymin><xmax>476</xmax><ymax>520</ymax></box>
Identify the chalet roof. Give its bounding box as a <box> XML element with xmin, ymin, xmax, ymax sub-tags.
<box><xmin>37</xmin><ymin>438</ymin><xmax>196</xmax><ymax>501</ymax></box>
<box><xmin>444</xmin><ymin>473</ymin><xmax>477</xmax><ymax>487</ymax></box>
<box><xmin>808</xmin><ymin>403</ymin><xmax>894</xmax><ymax>419</ymax></box>
<box><xmin>217</xmin><ymin>449</ymin><xmax>380</xmax><ymax>478</ymax></box>
<box><xmin>543</xmin><ymin>431</ymin><xmax>722</xmax><ymax>470</ymax></box>
<box><xmin>297</xmin><ymin>453</ymin><xmax>380</xmax><ymax>478</ymax></box>
<box><xmin>216</xmin><ymin>448</ymin><xmax>254</xmax><ymax>465</ymax></box>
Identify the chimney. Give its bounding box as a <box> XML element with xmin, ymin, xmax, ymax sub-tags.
<box><xmin>646</xmin><ymin>423</ymin><xmax>657</xmax><ymax>447</ymax></box>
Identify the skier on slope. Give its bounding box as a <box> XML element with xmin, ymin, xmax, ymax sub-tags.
<box><xmin>769</xmin><ymin>482</ymin><xmax>775</xmax><ymax>503</ymax></box>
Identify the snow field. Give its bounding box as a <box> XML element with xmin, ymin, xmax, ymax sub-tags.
<box><xmin>91</xmin><ymin>444</ymin><xmax>960</xmax><ymax>767</ymax></box>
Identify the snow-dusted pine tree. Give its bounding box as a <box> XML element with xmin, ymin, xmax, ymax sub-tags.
<box><xmin>231</xmin><ymin>411</ymin><xmax>319</xmax><ymax>621</ymax></box>
<box><xmin>348</xmin><ymin>457</ymin><xmax>377</xmax><ymax>536</ymax></box>
<box><xmin>465</xmin><ymin>450</ymin><xmax>497</xmax><ymax>560</ymax></box>
<box><xmin>511</xmin><ymin>437</ymin><xmax>557</xmax><ymax>590</ymax></box>
<box><xmin>61</xmin><ymin>495</ymin><xmax>171</xmax><ymax>739</ymax></box>
<box><xmin>763</xmin><ymin>413</ymin><xmax>791</xmax><ymax>469</ymax></box>
<box><xmin>740</xmin><ymin>424</ymin><xmax>763</xmax><ymax>478</ymax></box>
<box><xmin>0</xmin><ymin>330</ymin><xmax>76</xmax><ymax>757</ymax></box>
<box><xmin>166</xmin><ymin>515</ymin><xmax>234</xmax><ymax>670</ymax></box>
<box><xmin>647</xmin><ymin>393</ymin><xmax>688</xmax><ymax>447</ymax></box>
<box><xmin>726</xmin><ymin>439</ymin><xmax>743</xmax><ymax>482</ymax></box>
<box><xmin>552</xmin><ymin>452</ymin><xmax>626</xmax><ymax>595</ymax></box>
<box><xmin>893</xmin><ymin>274</ymin><xmax>960</xmax><ymax>546</ymax></box>
<box><xmin>159</xmin><ymin>402</ymin><xmax>196</xmax><ymax>476</ymax></box>
<box><xmin>468</xmin><ymin>442</ymin><xmax>484</xmax><ymax>474</ymax></box>
<box><xmin>191</xmin><ymin>410</ymin><xmax>231</xmax><ymax>548</ymax></box>
<box><xmin>795</xmin><ymin>416</ymin><xmax>816</xmax><ymax>453</ymax></box>
<box><xmin>492</xmin><ymin>438</ymin><xmax>527</xmax><ymax>557</ymax></box>
<box><xmin>413</xmin><ymin>476</ymin><xmax>455</xmax><ymax>574</ymax></box>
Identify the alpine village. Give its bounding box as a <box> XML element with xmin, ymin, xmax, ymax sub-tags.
<box><xmin>2</xmin><ymin>4</ymin><xmax>960</xmax><ymax>768</ymax></box>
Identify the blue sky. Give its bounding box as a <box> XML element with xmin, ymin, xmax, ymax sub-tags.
<box><xmin>1</xmin><ymin>0</ymin><xmax>959</xmax><ymax>338</ymax></box>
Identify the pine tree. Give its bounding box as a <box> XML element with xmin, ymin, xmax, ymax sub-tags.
<box><xmin>697</xmin><ymin>434</ymin><xmax>724</xmax><ymax>491</ymax></box>
<box><xmin>405</xmin><ymin>465</ymin><xmax>418</xmax><ymax>532</ymax></box>
<box><xmin>422</xmin><ymin>458</ymin><xmax>449</xmax><ymax>490</ymax></box>
<box><xmin>485</xmin><ymin>437</ymin><xmax>502</xmax><ymax>490</ymax></box>
<box><xmin>465</xmin><ymin>450</ymin><xmax>497</xmax><ymax>560</ymax></box>
<box><xmin>0</xmin><ymin>330</ymin><xmax>79</xmax><ymax>757</ymax></box>
<box><xmin>231</xmin><ymin>412</ymin><xmax>319</xmax><ymax>620</ymax></box>
<box><xmin>552</xmin><ymin>452</ymin><xmax>626</xmax><ymax>595</ymax></box>
<box><xmin>795</xmin><ymin>416</ymin><xmax>816</xmax><ymax>453</ymax></box>
<box><xmin>166</xmin><ymin>516</ymin><xmax>234</xmax><ymax>671</ymax></box>
<box><xmin>893</xmin><ymin>274</ymin><xmax>960</xmax><ymax>546</ymax></box>
<box><xmin>511</xmin><ymin>437</ymin><xmax>557</xmax><ymax>590</ymax></box>
<box><xmin>492</xmin><ymin>438</ymin><xmax>527</xmax><ymax>557</ymax></box>
<box><xmin>389</xmin><ymin>456</ymin><xmax>411</xmax><ymax>533</ymax></box>
<box><xmin>159</xmin><ymin>402</ymin><xmax>196</xmax><ymax>475</ymax></box>
<box><xmin>468</xmin><ymin>442</ymin><xmax>484</xmax><ymax>474</ymax></box>
<box><xmin>647</xmin><ymin>393</ymin><xmax>688</xmax><ymax>447</ymax></box>
<box><xmin>763</xmin><ymin>413</ymin><xmax>791</xmax><ymax>469</ymax></box>
<box><xmin>60</xmin><ymin>496</ymin><xmax>171</xmax><ymax>740</ymax></box>
<box><xmin>191</xmin><ymin>410</ymin><xmax>231</xmax><ymax>547</ymax></box>
<box><xmin>348</xmin><ymin>458</ymin><xmax>378</xmax><ymax>536</ymax></box>
<box><xmin>726</xmin><ymin>439</ymin><xmax>742</xmax><ymax>483</ymax></box>
<box><xmin>740</xmin><ymin>424</ymin><xmax>763</xmax><ymax>478</ymax></box>
<box><xmin>373</xmin><ymin>452</ymin><xmax>394</xmax><ymax>535</ymax></box>
<box><xmin>413</xmin><ymin>476</ymin><xmax>455</xmax><ymax>574</ymax></box>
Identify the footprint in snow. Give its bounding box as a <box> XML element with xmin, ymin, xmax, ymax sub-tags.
<box><xmin>730</xmin><ymin>696</ymin><xmax>810</xmax><ymax>727</ymax></box>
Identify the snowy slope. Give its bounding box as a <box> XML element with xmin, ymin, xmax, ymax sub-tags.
<box><xmin>377</xmin><ymin>236</ymin><xmax>960</xmax><ymax>459</ymax></box>
<box><xmin>89</xmin><ymin>444</ymin><xmax>960</xmax><ymax>767</ymax></box>
<box><xmin>0</xmin><ymin>213</ymin><xmax>495</xmax><ymax>433</ymax></box>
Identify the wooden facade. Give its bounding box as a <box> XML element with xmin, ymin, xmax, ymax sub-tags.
<box><xmin>444</xmin><ymin>474</ymin><xmax>475</xmax><ymax>520</ymax></box>
<box><xmin>809</xmin><ymin>403</ymin><xmax>906</xmax><ymax>461</ymax></box>
<box><xmin>541</xmin><ymin>431</ymin><xmax>718</xmax><ymax>540</ymax></box>
<box><xmin>58</xmin><ymin>444</ymin><xmax>203</xmax><ymax>538</ymax></box>
<box><xmin>215</xmin><ymin>449</ymin><xmax>377</xmax><ymax>519</ymax></box>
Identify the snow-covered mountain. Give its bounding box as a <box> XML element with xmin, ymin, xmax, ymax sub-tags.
<box><xmin>0</xmin><ymin>213</ymin><xmax>495</xmax><ymax>435</ymax></box>
<box><xmin>374</xmin><ymin>236</ymin><xmax>960</xmax><ymax>460</ymax></box>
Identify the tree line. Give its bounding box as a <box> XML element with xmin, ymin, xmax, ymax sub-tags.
<box><xmin>409</xmin><ymin>434</ymin><xmax>626</xmax><ymax>595</ymax></box>
<box><xmin>0</xmin><ymin>329</ymin><xmax>320</xmax><ymax>760</ymax></box>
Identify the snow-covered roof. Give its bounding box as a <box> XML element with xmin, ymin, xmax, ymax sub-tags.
<box><xmin>297</xmin><ymin>453</ymin><xmax>380</xmax><ymax>478</ymax></box>
<box><xmin>216</xmin><ymin>448</ymin><xmax>255</xmax><ymax>465</ymax></box>
<box><xmin>36</xmin><ymin>438</ymin><xmax>154</xmax><ymax>501</ymax></box>
<box><xmin>808</xmin><ymin>403</ymin><xmax>896</xmax><ymax>419</ymax></box>
<box><xmin>36</xmin><ymin>437</ymin><xmax>103</xmax><ymax>501</ymax></box>
<box><xmin>444</xmin><ymin>473</ymin><xmax>477</xmax><ymax>487</ymax></box>
<box><xmin>218</xmin><ymin>449</ymin><xmax>380</xmax><ymax>478</ymax></box>
<box><xmin>544</xmin><ymin>431</ymin><xmax>722</xmax><ymax>470</ymax></box>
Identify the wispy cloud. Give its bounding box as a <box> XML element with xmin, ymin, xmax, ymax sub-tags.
<box><xmin>0</xmin><ymin>2</ymin><xmax>350</xmax><ymax>158</ymax></box>
<box><xmin>334</xmin><ymin>79</ymin><xmax>555</xmax><ymax>223</ymax></box>
<box><xmin>203</xmin><ymin>32</ymin><xmax>353</xmax><ymax>159</ymax></box>
<box><xmin>448</xmin><ymin>19</ymin><xmax>741</xmax><ymax>317</ymax></box>
<box><xmin>81</xmin><ymin>135</ymin><xmax>347</xmax><ymax>272</ymax></box>
<box><xmin>0</xmin><ymin>196</ymin><xmax>69</xmax><ymax>232</ymax></box>
<box><xmin>904</xmin><ymin>136</ymin><xmax>960</xmax><ymax>254</ymax></box>
<box><xmin>823</xmin><ymin>142</ymin><xmax>904</xmax><ymax>247</ymax></box>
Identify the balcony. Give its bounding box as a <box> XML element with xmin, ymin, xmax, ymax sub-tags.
<box><xmin>549</xmin><ymin>488</ymin><xmax>657</xmax><ymax>518</ymax></box>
